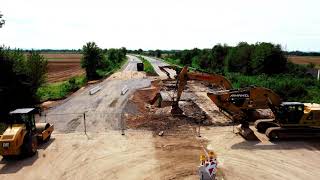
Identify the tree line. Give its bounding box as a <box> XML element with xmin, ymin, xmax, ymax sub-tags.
<box><xmin>164</xmin><ymin>42</ymin><xmax>296</xmax><ymax>75</ymax></box>
<box><xmin>158</xmin><ymin>42</ymin><xmax>319</xmax><ymax>103</ymax></box>
<box><xmin>81</xmin><ymin>42</ymin><xmax>127</xmax><ymax>80</ymax></box>
<box><xmin>286</xmin><ymin>51</ymin><xmax>320</xmax><ymax>56</ymax></box>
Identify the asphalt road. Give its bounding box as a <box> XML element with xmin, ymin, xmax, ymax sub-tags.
<box><xmin>42</xmin><ymin>55</ymin><xmax>150</xmax><ymax>133</ymax></box>
<box><xmin>124</xmin><ymin>55</ymin><xmax>141</xmax><ymax>71</ymax></box>
<box><xmin>142</xmin><ymin>56</ymin><xmax>177</xmax><ymax>79</ymax></box>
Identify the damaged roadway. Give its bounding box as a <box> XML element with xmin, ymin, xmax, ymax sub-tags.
<box><xmin>1</xmin><ymin>56</ymin><xmax>320</xmax><ymax>180</ymax></box>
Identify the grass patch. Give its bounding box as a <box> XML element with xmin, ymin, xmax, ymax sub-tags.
<box><xmin>138</xmin><ymin>56</ymin><xmax>157</xmax><ymax>75</ymax></box>
<box><xmin>37</xmin><ymin>75</ymin><xmax>87</xmax><ymax>102</ymax></box>
<box><xmin>96</xmin><ymin>57</ymin><xmax>128</xmax><ymax>77</ymax></box>
<box><xmin>163</xmin><ymin>57</ymin><xmax>183</xmax><ymax>67</ymax></box>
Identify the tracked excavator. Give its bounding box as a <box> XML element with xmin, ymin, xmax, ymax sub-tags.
<box><xmin>160</xmin><ymin>65</ymin><xmax>320</xmax><ymax>140</ymax></box>
<box><xmin>208</xmin><ymin>89</ymin><xmax>320</xmax><ymax>140</ymax></box>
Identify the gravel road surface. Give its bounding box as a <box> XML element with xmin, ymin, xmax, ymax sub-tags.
<box><xmin>42</xmin><ymin>55</ymin><xmax>150</xmax><ymax>133</ymax></box>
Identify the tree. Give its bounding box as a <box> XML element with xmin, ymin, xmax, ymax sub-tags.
<box><xmin>225</xmin><ymin>42</ymin><xmax>252</xmax><ymax>73</ymax></box>
<box><xmin>250</xmin><ymin>42</ymin><xmax>287</xmax><ymax>74</ymax></box>
<box><xmin>307</xmin><ymin>62</ymin><xmax>316</xmax><ymax>69</ymax></box>
<box><xmin>0</xmin><ymin>47</ymin><xmax>47</xmax><ymax>120</ymax></box>
<box><xmin>24</xmin><ymin>52</ymin><xmax>48</xmax><ymax>94</ymax></box>
<box><xmin>155</xmin><ymin>49</ymin><xmax>161</xmax><ymax>58</ymax></box>
<box><xmin>81</xmin><ymin>42</ymin><xmax>105</xmax><ymax>80</ymax></box>
<box><xmin>0</xmin><ymin>12</ymin><xmax>5</xmax><ymax>28</ymax></box>
<box><xmin>211</xmin><ymin>44</ymin><xmax>229</xmax><ymax>72</ymax></box>
<box><xmin>120</xmin><ymin>47</ymin><xmax>127</xmax><ymax>57</ymax></box>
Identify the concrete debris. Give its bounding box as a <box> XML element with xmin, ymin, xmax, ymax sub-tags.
<box><xmin>89</xmin><ymin>86</ymin><xmax>101</xmax><ymax>95</ymax></box>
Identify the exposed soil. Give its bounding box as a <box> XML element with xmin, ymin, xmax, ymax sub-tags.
<box><xmin>47</xmin><ymin>59</ymin><xmax>84</xmax><ymax>83</ymax></box>
<box><xmin>41</xmin><ymin>53</ymin><xmax>82</xmax><ymax>60</ymax></box>
<box><xmin>288</xmin><ymin>55</ymin><xmax>320</xmax><ymax>67</ymax></box>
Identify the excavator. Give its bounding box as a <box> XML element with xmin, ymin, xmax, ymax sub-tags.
<box><xmin>0</xmin><ymin>108</ymin><xmax>54</xmax><ymax>158</ymax></box>
<box><xmin>208</xmin><ymin>90</ymin><xmax>320</xmax><ymax>140</ymax></box>
<box><xmin>159</xmin><ymin>66</ymin><xmax>232</xmax><ymax>114</ymax></box>
<box><xmin>159</xmin><ymin>65</ymin><xmax>320</xmax><ymax>140</ymax></box>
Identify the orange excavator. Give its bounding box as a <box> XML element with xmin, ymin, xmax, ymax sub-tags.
<box><xmin>207</xmin><ymin>87</ymin><xmax>282</xmax><ymax>138</ymax></box>
<box><xmin>162</xmin><ymin>66</ymin><xmax>232</xmax><ymax>114</ymax></box>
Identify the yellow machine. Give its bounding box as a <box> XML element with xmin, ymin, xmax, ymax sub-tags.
<box><xmin>0</xmin><ymin>108</ymin><xmax>53</xmax><ymax>158</ymax></box>
<box><xmin>254</xmin><ymin>102</ymin><xmax>320</xmax><ymax>140</ymax></box>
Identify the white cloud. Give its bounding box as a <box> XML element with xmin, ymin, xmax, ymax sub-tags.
<box><xmin>1</xmin><ymin>0</ymin><xmax>320</xmax><ymax>51</ymax></box>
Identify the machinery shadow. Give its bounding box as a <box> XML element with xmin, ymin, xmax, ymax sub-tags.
<box><xmin>231</xmin><ymin>138</ymin><xmax>320</xmax><ymax>151</ymax></box>
<box><xmin>0</xmin><ymin>138</ymin><xmax>55</xmax><ymax>174</ymax></box>
<box><xmin>38</xmin><ymin>137</ymin><xmax>55</xmax><ymax>150</ymax></box>
<box><xmin>0</xmin><ymin>153</ymin><xmax>39</xmax><ymax>174</ymax></box>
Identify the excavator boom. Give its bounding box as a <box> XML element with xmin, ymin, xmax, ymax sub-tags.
<box><xmin>207</xmin><ymin>86</ymin><xmax>282</xmax><ymax>120</ymax></box>
<box><xmin>165</xmin><ymin>66</ymin><xmax>232</xmax><ymax>114</ymax></box>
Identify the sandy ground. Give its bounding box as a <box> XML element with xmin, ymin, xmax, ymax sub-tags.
<box><xmin>2</xmin><ymin>127</ymin><xmax>319</xmax><ymax>180</ymax></box>
<box><xmin>202</xmin><ymin>126</ymin><xmax>320</xmax><ymax>180</ymax></box>
<box><xmin>0</xmin><ymin>130</ymin><xmax>203</xmax><ymax>180</ymax></box>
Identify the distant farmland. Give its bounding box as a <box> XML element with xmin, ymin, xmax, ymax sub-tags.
<box><xmin>288</xmin><ymin>56</ymin><xmax>320</xmax><ymax>68</ymax></box>
<box><xmin>41</xmin><ymin>53</ymin><xmax>85</xmax><ymax>83</ymax></box>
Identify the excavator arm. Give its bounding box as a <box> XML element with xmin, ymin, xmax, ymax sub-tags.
<box><xmin>207</xmin><ymin>86</ymin><xmax>282</xmax><ymax>126</ymax></box>
<box><xmin>171</xmin><ymin>66</ymin><xmax>232</xmax><ymax>114</ymax></box>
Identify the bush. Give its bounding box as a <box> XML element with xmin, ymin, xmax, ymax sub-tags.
<box><xmin>0</xmin><ymin>47</ymin><xmax>47</xmax><ymax>119</ymax></box>
<box><xmin>81</xmin><ymin>42</ymin><xmax>127</xmax><ymax>80</ymax></box>
<box><xmin>81</xmin><ymin>42</ymin><xmax>106</xmax><ymax>80</ymax></box>
<box><xmin>250</xmin><ymin>42</ymin><xmax>287</xmax><ymax>75</ymax></box>
<box><xmin>225</xmin><ymin>42</ymin><xmax>252</xmax><ymax>73</ymax></box>
<box><xmin>226</xmin><ymin>73</ymin><xmax>319</xmax><ymax>103</ymax></box>
<box><xmin>37</xmin><ymin>76</ymin><xmax>87</xmax><ymax>102</ymax></box>
<box><xmin>138</xmin><ymin>56</ymin><xmax>156</xmax><ymax>75</ymax></box>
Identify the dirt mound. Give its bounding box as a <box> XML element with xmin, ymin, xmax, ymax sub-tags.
<box><xmin>110</xmin><ymin>71</ymin><xmax>146</xmax><ymax>80</ymax></box>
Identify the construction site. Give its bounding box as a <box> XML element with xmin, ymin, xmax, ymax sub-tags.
<box><xmin>1</xmin><ymin>55</ymin><xmax>320</xmax><ymax>180</ymax></box>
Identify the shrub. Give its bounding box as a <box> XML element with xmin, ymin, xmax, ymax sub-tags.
<box><xmin>0</xmin><ymin>47</ymin><xmax>47</xmax><ymax>119</ymax></box>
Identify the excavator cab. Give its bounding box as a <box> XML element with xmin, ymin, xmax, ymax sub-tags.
<box><xmin>276</xmin><ymin>102</ymin><xmax>304</xmax><ymax>124</ymax></box>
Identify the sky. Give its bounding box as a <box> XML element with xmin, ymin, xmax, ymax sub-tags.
<box><xmin>1</xmin><ymin>0</ymin><xmax>320</xmax><ymax>51</ymax></box>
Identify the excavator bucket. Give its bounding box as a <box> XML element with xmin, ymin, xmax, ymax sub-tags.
<box><xmin>171</xmin><ymin>104</ymin><xmax>184</xmax><ymax>115</ymax></box>
<box><xmin>236</xmin><ymin>125</ymin><xmax>257</xmax><ymax>140</ymax></box>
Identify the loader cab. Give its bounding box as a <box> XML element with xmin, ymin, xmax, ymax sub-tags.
<box><xmin>9</xmin><ymin>108</ymin><xmax>37</xmax><ymax>132</ymax></box>
<box><xmin>277</xmin><ymin>102</ymin><xmax>304</xmax><ymax>124</ymax></box>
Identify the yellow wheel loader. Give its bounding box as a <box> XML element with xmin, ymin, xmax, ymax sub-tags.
<box><xmin>0</xmin><ymin>108</ymin><xmax>54</xmax><ymax>158</ymax></box>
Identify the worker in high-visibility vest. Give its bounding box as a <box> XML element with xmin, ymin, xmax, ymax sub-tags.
<box><xmin>199</xmin><ymin>151</ymin><xmax>218</xmax><ymax>180</ymax></box>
